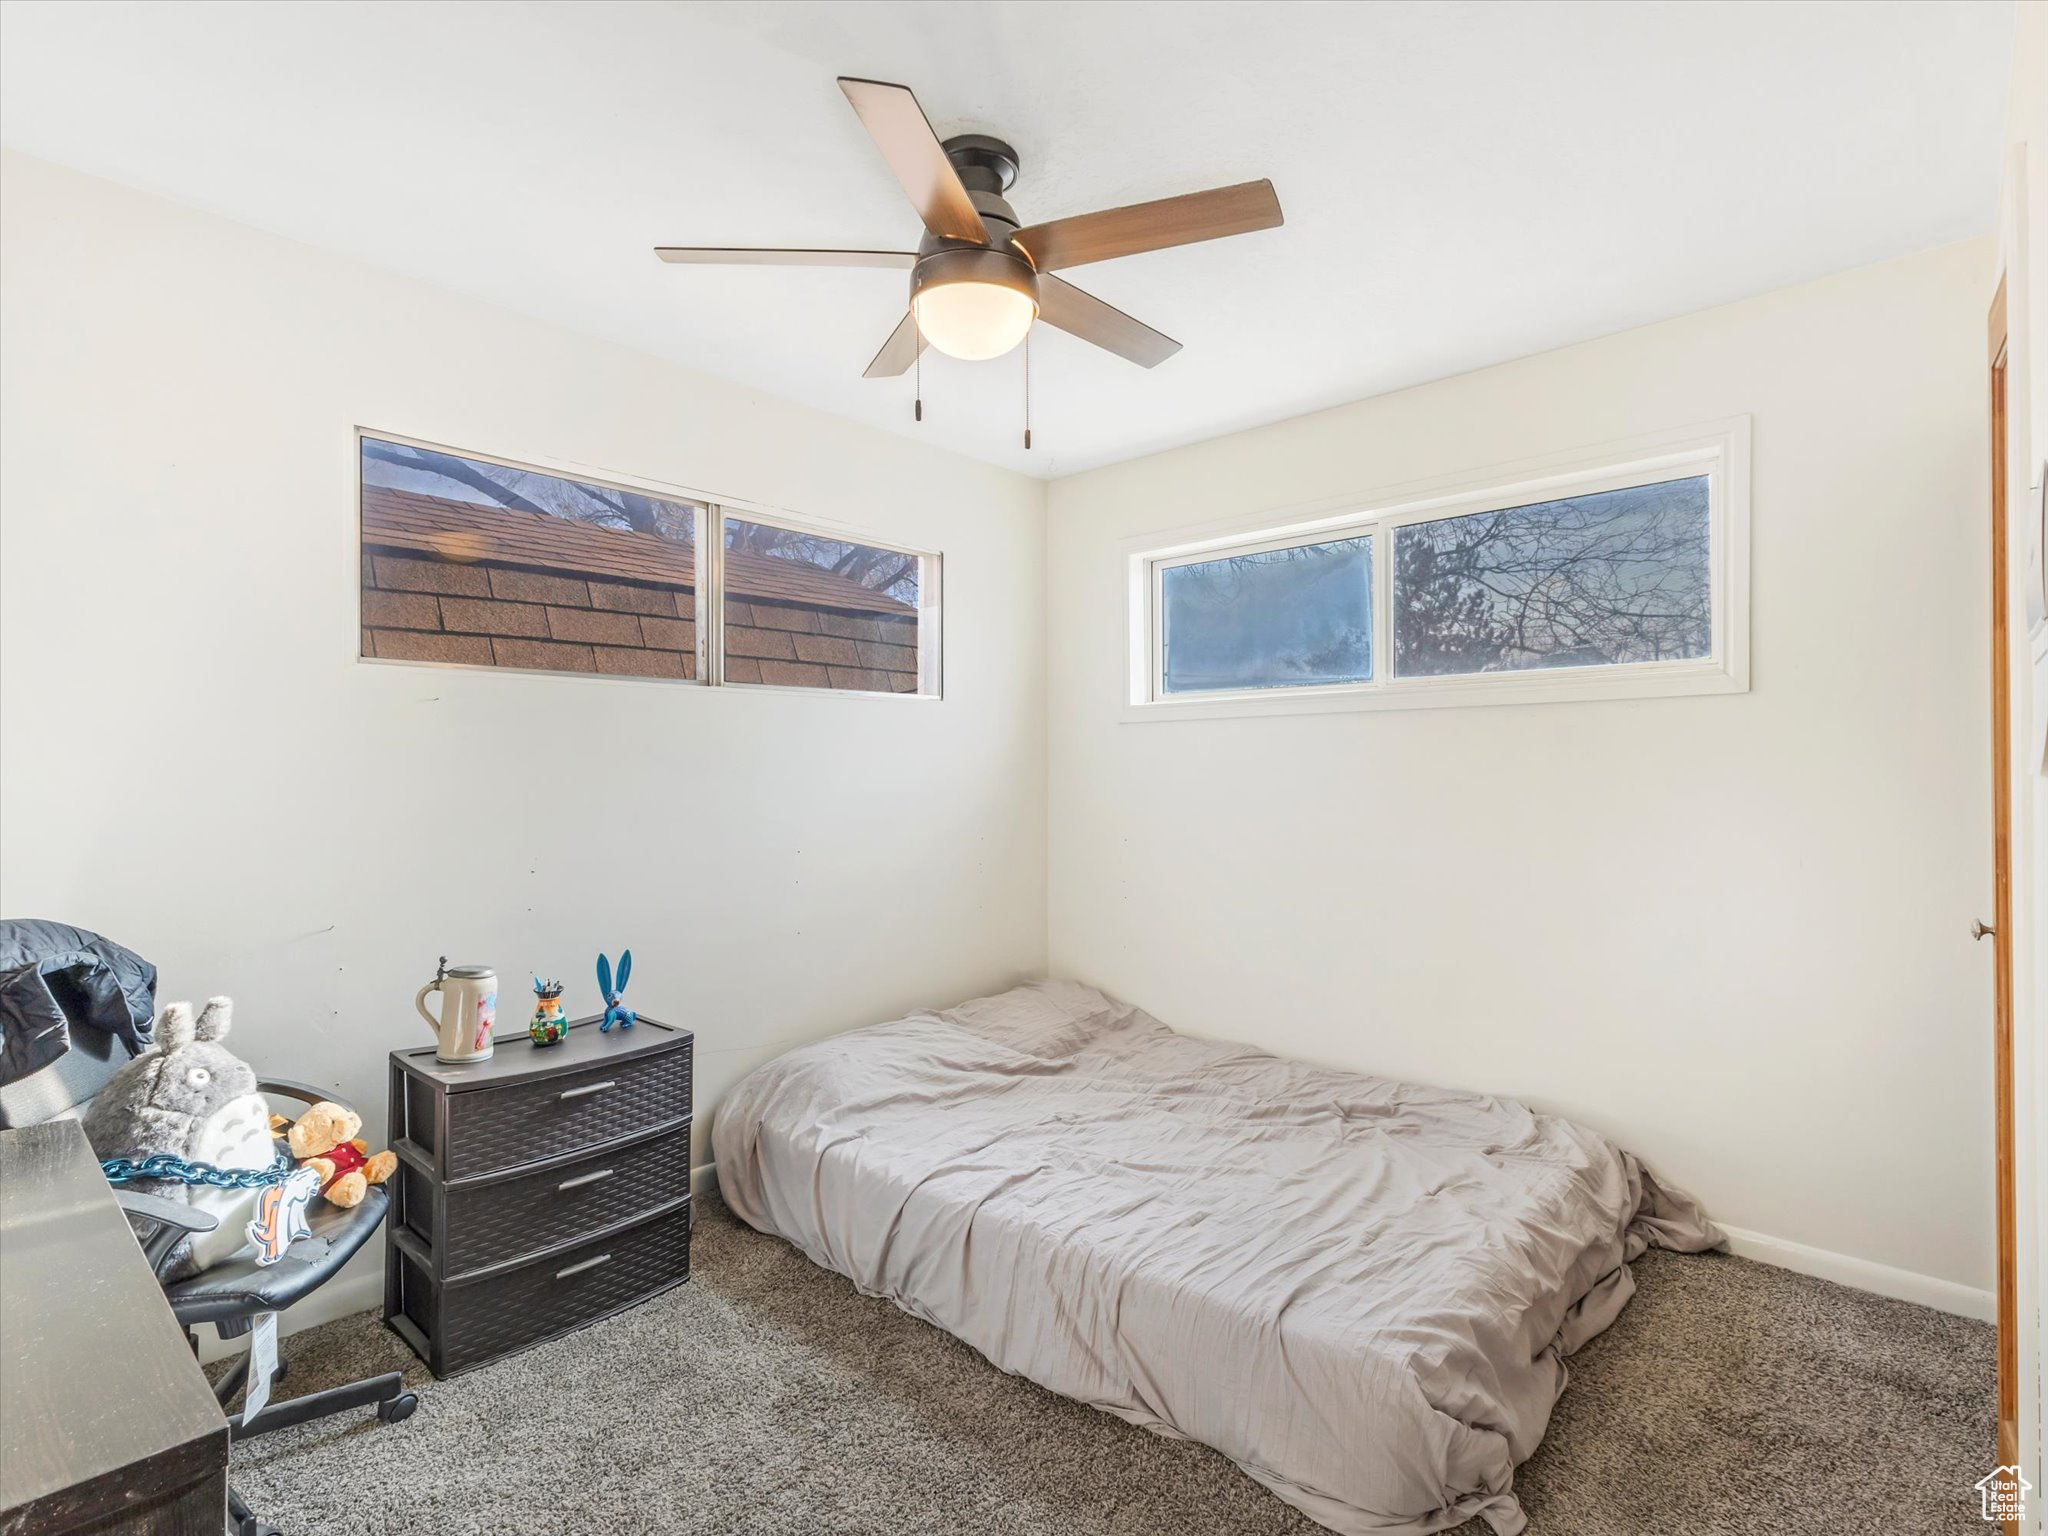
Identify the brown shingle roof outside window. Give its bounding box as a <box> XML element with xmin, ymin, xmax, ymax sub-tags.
<box><xmin>359</xmin><ymin>484</ymin><xmax>922</xmax><ymax>691</ymax></box>
<box><xmin>360</xmin><ymin>485</ymin><xmax>916</xmax><ymax>617</ymax></box>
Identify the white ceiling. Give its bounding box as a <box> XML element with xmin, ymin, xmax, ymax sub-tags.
<box><xmin>0</xmin><ymin>0</ymin><xmax>2014</xmax><ymax>478</ymax></box>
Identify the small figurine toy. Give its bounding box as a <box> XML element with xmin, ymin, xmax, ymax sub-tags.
<box><xmin>597</xmin><ymin>950</ymin><xmax>636</xmax><ymax>1033</ymax></box>
<box><xmin>529</xmin><ymin>977</ymin><xmax>568</xmax><ymax>1047</ymax></box>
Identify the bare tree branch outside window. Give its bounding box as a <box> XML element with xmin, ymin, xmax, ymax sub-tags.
<box><xmin>1392</xmin><ymin>477</ymin><xmax>1710</xmax><ymax>677</ymax></box>
<box><xmin>725</xmin><ymin>518</ymin><xmax>920</xmax><ymax>605</ymax></box>
<box><xmin>361</xmin><ymin>440</ymin><xmax>698</xmax><ymax>541</ymax></box>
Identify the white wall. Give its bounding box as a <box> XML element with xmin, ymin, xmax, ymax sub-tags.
<box><xmin>1048</xmin><ymin>237</ymin><xmax>1997</xmax><ymax>1310</ymax></box>
<box><xmin>0</xmin><ymin>153</ymin><xmax>1048</xmax><ymax>1320</ymax></box>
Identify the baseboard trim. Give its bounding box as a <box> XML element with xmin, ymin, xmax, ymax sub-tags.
<box><xmin>1719</xmin><ymin>1224</ymin><xmax>1994</xmax><ymax>1322</ymax></box>
<box><xmin>692</xmin><ymin>1160</ymin><xmax>718</xmax><ymax>1197</ymax></box>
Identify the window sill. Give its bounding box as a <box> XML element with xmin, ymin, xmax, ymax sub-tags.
<box><xmin>1118</xmin><ymin>657</ymin><xmax>1747</xmax><ymax>723</ymax></box>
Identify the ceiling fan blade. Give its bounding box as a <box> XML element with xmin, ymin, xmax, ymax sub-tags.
<box><xmin>1036</xmin><ymin>277</ymin><xmax>1181</xmax><ymax>368</ymax></box>
<box><xmin>1011</xmin><ymin>180</ymin><xmax>1282</xmax><ymax>273</ymax></box>
<box><xmin>654</xmin><ymin>247</ymin><xmax>915</xmax><ymax>268</ymax></box>
<box><xmin>863</xmin><ymin>313</ymin><xmax>929</xmax><ymax>379</ymax></box>
<box><xmin>838</xmin><ymin>77</ymin><xmax>989</xmax><ymax>246</ymax></box>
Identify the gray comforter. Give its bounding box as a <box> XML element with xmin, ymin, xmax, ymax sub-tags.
<box><xmin>713</xmin><ymin>981</ymin><xmax>1723</xmax><ymax>1534</ymax></box>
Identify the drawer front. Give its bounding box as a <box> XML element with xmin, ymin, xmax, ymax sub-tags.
<box><xmin>444</xmin><ymin>1044</ymin><xmax>690</xmax><ymax>1179</ymax></box>
<box><xmin>442</xmin><ymin>1123</ymin><xmax>690</xmax><ymax>1275</ymax></box>
<box><xmin>440</xmin><ymin>1203</ymin><xmax>690</xmax><ymax>1373</ymax></box>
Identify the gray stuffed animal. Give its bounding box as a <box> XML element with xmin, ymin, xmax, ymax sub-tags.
<box><xmin>83</xmin><ymin>997</ymin><xmax>278</xmax><ymax>1278</ymax></box>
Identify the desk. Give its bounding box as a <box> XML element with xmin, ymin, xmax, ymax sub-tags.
<box><xmin>0</xmin><ymin>1120</ymin><xmax>229</xmax><ymax>1535</ymax></box>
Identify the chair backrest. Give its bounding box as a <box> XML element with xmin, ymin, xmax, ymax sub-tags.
<box><xmin>0</xmin><ymin>1027</ymin><xmax>134</xmax><ymax>1129</ymax></box>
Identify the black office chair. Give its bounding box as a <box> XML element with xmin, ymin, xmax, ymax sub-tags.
<box><xmin>0</xmin><ymin>1020</ymin><xmax>417</xmax><ymax>1536</ymax></box>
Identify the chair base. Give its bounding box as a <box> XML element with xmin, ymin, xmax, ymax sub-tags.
<box><xmin>228</xmin><ymin>1369</ymin><xmax>414</xmax><ymax>1439</ymax></box>
<box><xmin>199</xmin><ymin>1323</ymin><xmax>418</xmax><ymax>1535</ymax></box>
<box><xmin>228</xmin><ymin>1484</ymin><xmax>279</xmax><ymax>1536</ymax></box>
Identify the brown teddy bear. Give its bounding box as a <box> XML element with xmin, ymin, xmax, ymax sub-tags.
<box><xmin>273</xmin><ymin>1101</ymin><xmax>398</xmax><ymax>1209</ymax></box>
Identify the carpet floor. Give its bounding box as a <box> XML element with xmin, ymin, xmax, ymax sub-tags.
<box><xmin>229</xmin><ymin>1193</ymin><xmax>1995</xmax><ymax>1536</ymax></box>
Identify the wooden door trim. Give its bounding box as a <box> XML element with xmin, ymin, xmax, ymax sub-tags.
<box><xmin>1988</xmin><ymin>274</ymin><xmax>2018</xmax><ymax>1513</ymax></box>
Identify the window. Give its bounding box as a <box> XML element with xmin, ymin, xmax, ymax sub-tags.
<box><xmin>1392</xmin><ymin>477</ymin><xmax>1710</xmax><ymax>678</ymax></box>
<box><xmin>720</xmin><ymin>516</ymin><xmax>927</xmax><ymax>693</ymax></box>
<box><xmin>359</xmin><ymin>435</ymin><xmax>705</xmax><ymax>680</ymax></box>
<box><xmin>1160</xmin><ymin>534</ymin><xmax>1373</xmax><ymax>695</ymax></box>
<box><xmin>1124</xmin><ymin>420</ymin><xmax>1747</xmax><ymax>718</ymax></box>
<box><xmin>358</xmin><ymin>432</ymin><xmax>939</xmax><ymax>695</ymax></box>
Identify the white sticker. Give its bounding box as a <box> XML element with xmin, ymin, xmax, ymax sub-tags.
<box><xmin>242</xmin><ymin>1313</ymin><xmax>279</xmax><ymax>1421</ymax></box>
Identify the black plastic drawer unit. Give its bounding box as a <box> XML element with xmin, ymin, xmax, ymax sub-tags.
<box><xmin>384</xmin><ymin>1016</ymin><xmax>694</xmax><ymax>1377</ymax></box>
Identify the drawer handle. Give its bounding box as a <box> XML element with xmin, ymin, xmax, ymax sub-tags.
<box><xmin>557</xmin><ymin>1168</ymin><xmax>615</xmax><ymax>1192</ymax></box>
<box><xmin>555</xmin><ymin>1253</ymin><xmax>612</xmax><ymax>1281</ymax></box>
<box><xmin>557</xmin><ymin>1079</ymin><xmax>617</xmax><ymax>1101</ymax></box>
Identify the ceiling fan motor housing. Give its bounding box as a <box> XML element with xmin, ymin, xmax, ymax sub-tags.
<box><xmin>912</xmin><ymin>134</ymin><xmax>1037</xmax><ymax>317</ymax></box>
<box><xmin>943</xmin><ymin>133</ymin><xmax>1021</xmax><ymax>196</ymax></box>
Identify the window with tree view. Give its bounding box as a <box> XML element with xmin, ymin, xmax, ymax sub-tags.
<box><xmin>1133</xmin><ymin>439</ymin><xmax>1740</xmax><ymax>714</ymax></box>
<box><xmin>1392</xmin><ymin>476</ymin><xmax>1710</xmax><ymax>677</ymax></box>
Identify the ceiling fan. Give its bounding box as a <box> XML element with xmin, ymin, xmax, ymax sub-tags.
<box><xmin>655</xmin><ymin>77</ymin><xmax>1283</xmax><ymax>379</ymax></box>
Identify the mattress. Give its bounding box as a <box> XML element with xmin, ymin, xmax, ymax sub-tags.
<box><xmin>712</xmin><ymin>981</ymin><xmax>1723</xmax><ymax>1535</ymax></box>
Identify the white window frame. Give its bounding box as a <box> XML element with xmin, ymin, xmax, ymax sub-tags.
<box><xmin>355</xmin><ymin>427</ymin><xmax>942</xmax><ymax>700</ymax></box>
<box><xmin>1121</xmin><ymin>416</ymin><xmax>1750</xmax><ymax>722</ymax></box>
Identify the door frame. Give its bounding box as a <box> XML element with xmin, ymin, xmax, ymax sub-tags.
<box><xmin>1989</xmin><ymin>276</ymin><xmax>2019</xmax><ymax>1522</ymax></box>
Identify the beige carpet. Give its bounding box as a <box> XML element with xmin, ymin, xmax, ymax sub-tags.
<box><xmin>227</xmin><ymin>1193</ymin><xmax>1996</xmax><ymax>1535</ymax></box>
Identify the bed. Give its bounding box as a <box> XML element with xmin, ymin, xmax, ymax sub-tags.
<box><xmin>712</xmin><ymin>980</ymin><xmax>1722</xmax><ymax>1535</ymax></box>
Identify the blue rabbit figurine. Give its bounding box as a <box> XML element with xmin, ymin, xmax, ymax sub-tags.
<box><xmin>596</xmin><ymin>950</ymin><xmax>637</xmax><ymax>1032</ymax></box>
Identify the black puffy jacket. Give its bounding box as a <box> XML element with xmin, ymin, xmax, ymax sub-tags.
<box><xmin>0</xmin><ymin>920</ymin><xmax>157</xmax><ymax>1086</ymax></box>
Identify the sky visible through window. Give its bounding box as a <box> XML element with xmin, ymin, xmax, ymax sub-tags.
<box><xmin>361</xmin><ymin>438</ymin><xmax>699</xmax><ymax>542</ymax></box>
<box><xmin>1162</xmin><ymin>536</ymin><xmax>1373</xmax><ymax>694</ymax></box>
<box><xmin>725</xmin><ymin>518</ymin><xmax>919</xmax><ymax>607</ymax></box>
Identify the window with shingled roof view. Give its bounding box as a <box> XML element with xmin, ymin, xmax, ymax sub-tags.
<box><xmin>358</xmin><ymin>434</ymin><xmax>935</xmax><ymax>695</ymax></box>
<box><xmin>721</xmin><ymin>516</ymin><xmax>921</xmax><ymax>693</ymax></box>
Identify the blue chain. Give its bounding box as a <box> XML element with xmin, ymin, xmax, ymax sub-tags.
<box><xmin>101</xmin><ymin>1148</ymin><xmax>294</xmax><ymax>1189</ymax></box>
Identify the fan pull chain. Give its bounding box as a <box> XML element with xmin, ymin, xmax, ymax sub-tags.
<box><xmin>914</xmin><ymin>324</ymin><xmax>923</xmax><ymax>423</ymax></box>
<box><xmin>1023</xmin><ymin>329</ymin><xmax>1032</xmax><ymax>451</ymax></box>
